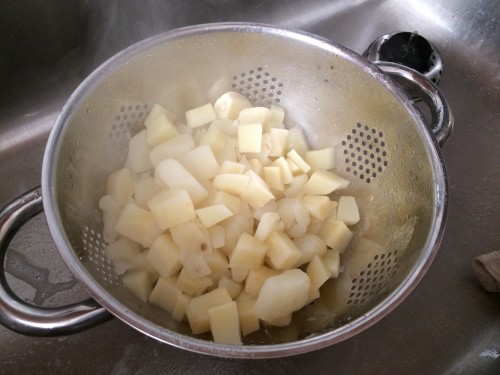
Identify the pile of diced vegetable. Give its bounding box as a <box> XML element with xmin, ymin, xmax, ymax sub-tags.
<box><xmin>99</xmin><ymin>92</ymin><xmax>360</xmax><ymax>345</ymax></box>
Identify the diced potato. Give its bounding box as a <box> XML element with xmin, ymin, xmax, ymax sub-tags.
<box><xmin>270</xmin><ymin>104</ymin><xmax>285</xmax><ymax>124</ymax></box>
<box><xmin>219</xmin><ymin>160</ymin><xmax>246</xmax><ymax>174</ymax></box>
<box><xmin>186</xmin><ymin>287</ymin><xmax>233</xmax><ymax>334</ymax></box>
<box><xmin>306</xmin><ymin>255</ymin><xmax>333</xmax><ymax>291</ymax></box>
<box><xmin>306</xmin><ymin>147</ymin><xmax>336</xmax><ymax>171</ymax></box>
<box><xmin>231</xmin><ymin>267</ymin><xmax>249</xmax><ymax>283</ymax></box>
<box><xmin>145</xmin><ymin>234</ymin><xmax>182</xmax><ymax>277</ymax></box>
<box><xmin>238</xmin><ymin>107</ymin><xmax>272</xmax><ymax>127</ymax></box>
<box><xmin>245</xmin><ymin>265</ymin><xmax>280</xmax><ymax>296</ymax></box>
<box><xmin>172</xmin><ymin>293</ymin><xmax>191</xmax><ymax>322</ymax></box>
<box><xmin>208</xmin><ymin>190</ymin><xmax>240</xmax><ymax>214</ymax></box>
<box><xmin>271</xmin><ymin>156</ymin><xmax>294</xmax><ymax>184</ymax></box>
<box><xmin>293</xmin><ymin>234</ymin><xmax>328</xmax><ymax>266</ymax></box>
<box><xmin>215</xmin><ymin>137</ymin><xmax>237</xmax><ymax>164</ymax></box>
<box><xmin>220</xmin><ymin>213</ymin><xmax>254</xmax><ymax>255</ymax></box>
<box><xmin>237</xmin><ymin>123</ymin><xmax>263</xmax><ymax>153</ymax></box>
<box><xmin>283</xmin><ymin>174</ymin><xmax>309</xmax><ymax>199</ymax></box>
<box><xmin>229</xmin><ymin>233</ymin><xmax>269</xmax><ymax>270</ymax></box>
<box><xmin>303</xmin><ymin>170</ymin><xmax>350</xmax><ymax>195</ymax></box>
<box><xmin>210</xmin><ymin>118</ymin><xmax>238</xmax><ymax>137</ymax></box>
<box><xmin>322</xmin><ymin>248</ymin><xmax>340</xmax><ymax>278</ymax></box>
<box><xmin>176</xmin><ymin>267</ymin><xmax>213</xmax><ymax>297</ymax></box>
<box><xmin>186</xmin><ymin>103</ymin><xmax>217</xmax><ymax>128</ymax></box>
<box><xmin>336</xmin><ymin>196</ymin><xmax>360</xmax><ymax>226</ymax></box>
<box><xmin>130</xmin><ymin>251</ymin><xmax>159</xmax><ymax>283</ymax></box>
<box><xmin>214</xmin><ymin>92</ymin><xmax>252</xmax><ymax>119</ymax></box>
<box><xmin>126</xmin><ymin>130</ymin><xmax>153</xmax><ymax>173</ymax></box>
<box><xmin>218</xmin><ymin>275</ymin><xmax>242</xmax><ymax>299</ymax></box>
<box><xmin>106</xmin><ymin>168</ymin><xmax>134</xmax><ymax>207</ymax></box>
<box><xmin>122</xmin><ymin>269</ymin><xmax>153</xmax><ymax>302</ymax></box>
<box><xmin>115</xmin><ymin>202</ymin><xmax>161</xmax><ymax>247</ymax></box>
<box><xmin>253</xmin><ymin>269</ymin><xmax>310</xmax><ymax>321</ymax></box>
<box><xmin>145</xmin><ymin>113</ymin><xmax>180</xmax><ymax>147</ymax></box>
<box><xmin>268</xmin><ymin>128</ymin><xmax>289</xmax><ymax>157</ymax></box>
<box><xmin>208</xmin><ymin>301</ymin><xmax>242</xmax><ymax>345</ymax></box>
<box><xmin>265</xmin><ymin>231</ymin><xmax>302</xmax><ymax>270</ymax></box>
<box><xmin>318</xmin><ymin>219</ymin><xmax>353</xmax><ymax>253</ymax></box>
<box><xmin>264</xmin><ymin>166</ymin><xmax>285</xmax><ymax>191</ymax></box>
<box><xmin>199</xmin><ymin>124</ymin><xmax>228</xmax><ymax>153</ymax></box>
<box><xmin>208</xmin><ymin>225</ymin><xmax>226</xmax><ymax>249</ymax></box>
<box><xmin>150</xmin><ymin>133</ymin><xmax>196</xmax><ymax>167</ymax></box>
<box><xmin>134</xmin><ymin>174</ymin><xmax>158</xmax><ymax>209</ymax></box>
<box><xmin>287</xmin><ymin>149</ymin><xmax>311</xmax><ymax>173</ymax></box>
<box><xmin>287</xmin><ymin>158</ymin><xmax>302</xmax><ymax>176</ymax></box>
<box><xmin>155</xmin><ymin>158</ymin><xmax>208</xmax><ymax>204</ymax></box>
<box><xmin>149</xmin><ymin>276</ymin><xmax>181</xmax><ymax>314</ymax></box>
<box><xmin>170</xmin><ymin>220</ymin><xmax>212</xmax><ymax>253</ymax></box>
<box><xmin>248</xmin><ymin>158</ymin><xmax>264</xmax><ymax>177</ymax></box>
<box><xmin>144</xmin><ymin>103</ymin><xmax>176</xmax><ymax>126</ymax></box>
<box><xmin>263</xmin><ymin>314</ymin><xmax>292</xmax><ymax>327</ymax></box>
<box><xmin>252</xmin><ymin>199</ymin><xmax>278</xmax><ymax>221</ymax></box>
<box><xmin>254</xmin><ymin>212</ymin><xmax>282</xmax><ymax>242</ymax></box>
<box><xmin>236</xmin><ymin>295</ymin><xmax>260</xmax><ymax>336</ymax></box>
<box><xmin>104</xmin><ymin>237</ymin><xmax>141</xmax><ymax>263</ymax></box>
<box><xmin>287</xmin><ymin>126</ymin><xmax>309</xmax><ymax>157</ymax></box>
<box><xmin>147</xmin><ymin>189</ymin><xmax>196</xmax><ymax>230</ymax></box>
<box><xmin>213</xmin><ymin>173</ymin><xmax>250</xmax><ymax>195</ymax></box>
<box><xmin>300</xmin><ymin>195</ymin><xmax>334</xmax><ymax>220</ymax></box>
<box><xmin>176</xmin><ymin>145</ymin><xmax>220</xmax><ymax>181</ymax></box>
<box><xmin>196</xmin><ymin>204</ymin><xmax>234</xmax><ymax>228</ymax></box>
<box><xmin>204</xmin><ymin>249</ymin><xmax>230</xmax><ymax>279</ymax></box>
<box><xmin>240</xmin><ymin>170</ymin><xmax>275</xmax><ymax>209</ymax></box>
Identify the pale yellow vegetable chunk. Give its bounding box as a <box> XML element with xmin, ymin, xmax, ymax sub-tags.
<box><xmin>149</xmin><ymin>276</ymin><xmax>181</xmax><ymax>314</ymax></box>
<box><xmin>244</xmin><ymin>265</ymin><xmax>280</xmax><ymax>296</ymax></box>
<box><xmin>318</xmin><ymin>219</ymin><xmax>353</xmax><ymax>253</ymax></box>
<box><xmin>145</xmin><ymin>113</ymin><xmax>180</xmax><ymax>147</ymax></box>
<box><xmin>271</xmin><ymin>156</ymin><xmax>294</xmax><ymax>184</ymax></box>
<box><xmin>264</xmin><ymin>166</ymin><xmax>285</xmax><ymax>191</ymax></box>
<box><xmin>268</xmin><ymin>128</ymin><xmax>289</xmax><ymax>157</ymax></box>
<box><xmin>177</xmin><ymin>144</ymin><xmax>220</xmax><ymax>181</ymax></box>
<box><xmin>213</xmin><ymin>173</ymin><xmax>250</xmax><ymax>195</ymax></box>
<box><xmin>170</xmin><ymin>220</ymin><xmax>212</xmax><ymax>253</ymax></box>
<box><xmin>240</xmin><ymin>170</ymin><xmax>275</xmax><ymax>209</ymax></box>
<box><xmin>218</xmin><ymin>275</ymin><xmax>242</xmax><ymax>299</ymax></box>
<box><xmin>287</xmin><ymin>149</ymin><xmax>311</xmax><ymax>173</ymax></box>
<box><xmin>199</xmin><ymin>124</ymin><xmax>227</xmax><ymax>153</ymax></box>
<box><xmin>214</xmin><ymin>92</ymin><xmax>252</xmax><ymax>119</ymax></box>
<box><xmin>306</xmin><ymin>255</ymin><xmax>333</xmax><ymax>292</ymax></box>
<box><xmin>134</xmin><ymin>174</ymin><xmax>158</xmax><ymax>209</ymax></box>
<box><xmin>122</xmin><ymin>269</ymin><xmax>153</xmax><ymax>303</ymax></box>
<box><xmin>196</xmin><ymin>204</ymin><xmax>234</xmax><ymax>228</ymax></box>
<box><xmin>147</xmin><ymin>189</ymin><xmax>196</xmax><ymax>230</ymax></box>
<box><xmin>104</xmin><ymin>237</ymin><xmax>141</xmax><ymax>263</ymax></box>
<box><xmin>155</xmin><ymin>158</ymin><xmax>208</xmax><ymax>205</ymax></box>
<box><xmin>179</xmin><ymin>250</ymin><xmax>212</xmax><ymax>278</ymax></box>
<box><xmin>300</xmin><ymin>195</ymin><xmax>334</xmax><ymax>220</ymax></box>
<box><xmin>237</xmin><ymin>123</ymin><xmax>263</xmax><ymax>153</ymax></box>
<box><xmin>186</xmin><ymin>103</ymin><xmax>217</xmax><ymax>128</ymax></box>
<box><xmin>150</xmin><ymin>133</ymin><xmax>196</xmax><ymax>167</ymax></box>
<box><xmin>208</xmin><ymin>301</ymin><xmax>242</xmax><ymax>345</ymax></box>
<box><xmin>115</xmin><ymin>202</ymin><xmax>161</xmax><ymax>247</ymax></box>
<box><xmin>144</xmin><ymin>103</ymin><xmax>176</xmax><ymax>126</ymax></box>
<box><xmin>186</xmin><ymin>287</ymin><xmax>233</xmax><ymax>334</ymax></box>
<box><xmin>172</xmin><ymin>293</ymin><xmax>191</xmax><ymax>322</ymax></box>
<box><xmin>238</xmin><ymin>107</ymin><xmax>272</xmax><ymax>127</ymax></box>
<box><xmin>336</xmin><ymin>196</ymin><xmax>360</xmax><ymax>226</ymax></box>
<box><xmin>265</xmin><ymin>231</ymin><xmax>302</xmax><ymax>270</ymax></box>
<box><xmin>229</xmin><ymin>232</ymin><xmax>269</xmax><ymax>270</ymax></box>
<box><xmin>270</xmin><ymin>104</ymin><xmax>285</xmax><ymax>124</ymax></box>
<box><xmin>305</xmin><ymin>147</ymin><xmax>336</xmax><ymax>171</ymax></box>
<box><xmin>219</xmin><ymin>160</ymin><xmax>246</xmax><ymax>174</ymax></box>
<box><xmin>106</xmin><ymin>168</ymin><xmax>134</xmax><ymax>207</ymax></box>
<box><xmin>145</xmin><ymin>234</ymin><xmax>182</xmax><ymax>277</ymax></box>
<box><xmin>322</xmin><ymin>248</ymin><xmax>340</xmax><ymax>278</ymax></box>
<box><xmin>176</xmin><ymin>267</ymin><xmax>213</xmax><ymax>297</ymax></box>
<box><xmin>303</xmin><ymin>170</ymin><xmax>350</xmax><ymax>195</ymax></box>
<box><xmin>293</xmin><ymin>234</ymin><xmax>327</xmax><ymax>266</ymax></box>
<box><xmin>208</xmin><ymin>225</ymin><xmax>226</xmax><ymax>249</ymax></box>
<box><xmin>236</xmin><ymin>295</ymin><xmax>260</xmax><ymax>336</ymax></box>
<box><xmin>253</xmin><ymin>269</ymin><xmax>310</xmax><ymax>321</ymax></box>
<box><xmin>254</xmin><ymin>212</ymin><xmax>282</xmax><ymax>242</ymax></box>
<box><xmin>130</xmin><ymin>251</ymin><xmax>159</xmax><ymax>283</ymax></box>
<box><xmin>126</xmin><ymin>130</ymin><xmax>153</xmax><ymax>173</ymax></box>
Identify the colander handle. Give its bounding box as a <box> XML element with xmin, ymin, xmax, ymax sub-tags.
<box><xmin>375</xmin><ymin>62</ymin><xmax>454</xmax><ymax>147</ymax></box>
<box><xmin>0</xmin><ymin>187</ymin><xmax>110</xmax><ymax>336</ymax></box>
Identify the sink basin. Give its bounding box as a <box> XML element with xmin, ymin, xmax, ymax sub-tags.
<box><xmin>1</xmin><ymin>0</ymin><xmax>499</xmax><ymax>373</ymax></box>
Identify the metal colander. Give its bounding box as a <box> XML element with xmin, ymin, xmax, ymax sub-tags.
<box><xmin>0</xmin><ymin>23</ymin><xmax>451</xmax><ymax>358</ymax></box>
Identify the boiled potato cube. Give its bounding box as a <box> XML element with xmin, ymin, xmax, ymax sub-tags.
<box><xmin>336</xmin><ymin>196</ymin><xmax>360</xmax><ymax>226</ymax></box>
<box><xmin>122</xmin><ymin>269</ymin><xmax>153</xmax><ymax>302</ymax></box>
<box><xmin>213</xmin><ymin>173</ymin><xmax>250</xmax><ymax>195</ymax></box>
<box><xmin>199</xmin><ymin>124</ymin><xmax>227</xmax><ymax>153</ymax></box>
<box><xmin>171</xmin><ymin>220</ymin><xmax>212</xmax><ymax>253</ymax></box>
<box><xmin>145</xmin><ymin>234</ymin><xmax>182</xmax><ymax>277</ymax></box>
<box><xmin>147</xmin><ymin>189</ymin><xmax>196</xmax><ymax>230</ymax></box>
<box><xmin>239</xmin><ymin>170</ymin><xmax>275</xmax><ymax>209</ymax></box>
<box><xmin>231</xmin><ymin>267</ymin><xmax>249</xmax><ymax>283</ymax></box>
<box><xmin>219</xmin><ymin>160</ymin><xmax>246</xmax><ymax>174</ymax></box>
<box><xmin>186</xmin><ymin>103</ymin><xmax>217</xmax><ymax>128</ymax></box>
<box><xmin>303</xmin><ymin>170</ymin><xmax>350</xmax><ymax>195</ymax></box>
<box><xmin>176</xmin><ymin>267</ymin><xmax>213</xmax><ymax>296</ymax></box>
<box><xmin>104</xmin><ymin>237</ymin><xmax>141</xmax><ymax>263</ymax></box>
<box><xmin>306</xmin><ymin>147</ymin><xmax>336</xmax><ymax>171</ymax></box>
<box><xmin>172</xmin><ymin>293</ymin><xmax>191</xmax><ymax>322</ymax></box>
<box><xmin>265</xmin><ymin>231</ymin><xmax>302</xmax><ymax>270</ymax></box>
<box><xmin>271</xmin><ymin>156</ymin><xmax>294</xmax><ymax>184</ymax></box>
<box><xmin>283</xmin><ymin>174</ymin><xmax>309</xmax><ymax>198</ymax></box>
<box><xmin>208</xmin><ymin>301</ymin><xmax>242</xmax><ymax>345</ymax></box>
<box><xmin>268</xmin><ymin>128</ymin><xmax>289</xmax><ymax>157</ymax></box>
<box><xmin>150</xmin><ymin>133</ymin><xmax>195</xmax><ymax>167</ymax></box>
<box><xmin>155</xmin><ymin>158</ymin><xmax>208</xmax><ymax>204</ymax></box>
<box><xmin>318</xmin><ymin>219</ymin><xmax>353</xmax><ymax>253</ymax></box>
<box><xmin>214</xmin><ymin>92</ymin><xmax>252</xmax><ymax>119</ymax></box>
<box><xmin>220</xmin><ymin>213</ymin><xmax>254</xmax><ymax>255</ymax></box>
<box><xmin>254</xmin><ymin>212</ymin><xmax>282</xmax><ymax>242</ymax></box>
<box><xmin>130</xmin><ymin>251</ymin><xmax>159</xmax><ymax>283</ymax></box>
<box><xmin>149</xmin><ymin>276</ymin><xmax>181</xmax><ymax>314</ymax></box>
<box><xmin>180</xmin><ymin>250</ymin><xmax>212</xmax><ymax>278</ymax></box>
<box><xmin>134</xmin><ymin>174</ymin><xmax>158</xmax><ymax>209</ymax></box>
<box><xmin>210</xmin><ymin>191</ymin><xmax>241</xmax><ymax>214</ymax></box>
<box><xmin>208</xmin><ymin>225</ymin><xmax>226</xmax><ymax>249</ymax></box>
<box><xmin>263</xmin><ymin>314</ymin><xmax>292</xmax><ymax>327</ymax></box>
<box><xmin>186</xmin><ymin>287</ymin><xmax>233</xmax><ymax>334</ymax></box>
<box><xmin>293</xmin><ymin>234</ymin><xmax>327</xmax><ymax>266</ymax></box>
<box><xmin>106</xmin><ymin>168</ymin><xmax>134</xmax><ymax>207</ymax></box>
<box><xmin>237</xmin><ymin>123</ymin><xmax>263</xmax><ymax>153</ymax></box>
<box><xmin>306</xmin><ymin>255</ymin><xmax>333</xmax><ymax>291</ymax></box>
<box><xmin>244</xmin><ymin>265</ymin><xmax>280</xmax><ymax>296</ymax></box>
<box><xmin>196</xmin><ymin>204</ymin><xmax>234</xmax><ymax>228</ymax></box>
<box><xmin>236</xmin><ymin>295</ymin><xmax>260</xmax><ymax>336</ymax></box>
<box><xmin>264</xmin><ymin>166</ymin><xmax>285</xmax><ymax>191</ymax></box>
<box><xmin>238</xmin><ymin>107</ymin><xmax>272</xmax><ymax>127</ymax></box>
<box><xmin>204</xmin><ymin>249</ymin><xmax>230</xmax><ymax>280</ymax></box>
<box><xmin>115</xmin><ymin>202</ymin><xmax>161</xmax><ymax>247</ymax></box>
<box><xmin>145</xmin><ymin>113</ymin><xmax>180</xmax><ymax>147</ymax></box>
<box><xmin>287</xmin><ymin>149</ymin><xmax>311</xmax><ymax>173</ymax></box>
<box><xmin>176</xmin><ymin>145</ymin><xmax>220</xmax><ymax>181</ymax></box>
<box><xmin>218</xmin><ymin>275</ymin><xmax>242</xmax><ymax>299</ymax></box>
<box><xmin>126</xmin><ymin>130</ymin><xmax>153</xmax><ymax>173</ymax></box>
<box><xmin>229</xmin><ymin>232</ymin><xmax>269</xmax><ymax>270</ymax></box>
<box><xmin>300</xmin><ymin>195</ymin><xmax>334</xmax><ymax>220</ymax></box>
<box><xmin>322</xmin><ymin>248</ymin><xmax>340</xmax><ymax>278</ymax></box>
<box><xmin>253</xmin><ymin>269</ymin><xmax>310</xmax><ymax>321</ymax></box>
<box><xmin>144</xmin><ymin>103</ymin><xmax>176</xmax><ymax>126</ymax></box>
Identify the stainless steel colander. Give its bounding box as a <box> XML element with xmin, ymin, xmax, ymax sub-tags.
<box><xmin>0</xmin><ymin>23</ymin><xmax>452</xmax><ymax>358</ymax></box>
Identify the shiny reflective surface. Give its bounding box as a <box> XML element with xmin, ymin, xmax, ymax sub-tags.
<box><xmin>0</xmin><ymin>0</ymin><xmax>499</xmax><ymax>373</ymax></box>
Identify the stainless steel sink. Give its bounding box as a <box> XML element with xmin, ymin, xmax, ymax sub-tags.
<box><xmin>1</xmin><ymin>0</ymin><xmax>499</xmax><ymax>373</ymax></box>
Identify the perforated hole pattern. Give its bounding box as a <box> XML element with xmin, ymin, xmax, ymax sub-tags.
<box><xmin>82</xmin><ymin>226</ymin><xmax>120</xmax><ymax>285</ymax></box>
<box><xmin>232</xmin><ymin>67</ymin><xmax>284</xmax><ymax>106</ymax></box>
<box><xmin>347</xmin><ymin>250</ymin><xmax>400</xmax><ymax>305</ymax></box>
<box><xmin>340</xmin><ymin>123</ymin><xmax>388</xmax><ymax>183</ymax></box>
<box><xmin>108</xmin><ymin>104</ymin><xmax>150</xmax><ymax>142</ymax></box>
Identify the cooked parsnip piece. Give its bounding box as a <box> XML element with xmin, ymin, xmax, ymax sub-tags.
<box><xmin>196</xmin><ymin>204</ymin><xmax>234</xmax><ymax>228</ymax></box>
<box><xmin>229</xmin><ymin>232</ymin><xmax>269</xmax><ymax>270</ymax></box>
<box><xmin>213</xmin><ymin>173</ymin><xmax>250</xmax><ymax>195</ymax></box>
<box><xmin>293</xmin><ymin>234</ymin><xmax>328</xmax><ymax>266</ymax></box>
<box><xmin>145</xmin><ymin>234</ymin><xmax>182</xmax><ymax>277</ymax></box>
<box><xmin>300</xmin><ymin>195</ymin><xmax>334</xmax><ymax>220</ymax></box>
<box><xmin>208</xmin><ymin>301</ymin><xmax>242</xmax><ymax>345</ymax></box>
<box><xmin>265</xmin><ymin>231</ymin><xmax>302</xmax><ymax>270</ymax></box>
<box><xmin>147</xmin><ymin>189</ymin><xmax>196</xmax><ymax>230</ymax></box>
<box><xmin>122</xmin><ymin>269</ymin><xmax>153</xmax><ymax>303</ymax></box>
<box><xmin>150</xmin><ymin>133</ymin><xmax>196</xmax><ymax>167</ymax></box>
<box><xmin>177</xmin><ymin>144</ymin><xmax>220</xmax><ymax>181</ymax></box>
<box><xmin>186</xmin><ymin>287</ymin><xmax>233</xmax><ymax>334</ymax></box>
<box><xmin>145</xmin><ymin>113</ymin><xmax>180</xmax><ymax>147</ymax></box>
<box><xmin>214</xmin><ymin>91</ymin><xmax>252</xmax><ymax>119</ymax></box>
<box><xmin>318</xmin><ymin>219</ymin><xmax>353</xmax><ymax>253</ymax></box>
<box><xmin>115</xmin><ymin>202</ymin><xmax>161</xmax><ymax>247</ymax></box>
<box><xmin>149</xmin><ymin>276</ymin><xmax>181</xmax><ymax>314</ymax></box>
<box><xmin>186</xmin><ymin>103</ymin><xmax>217</xmax><ymax>128</ymax></box>
<box><xmin>287</xmin><ymin>149</ymin><xmax>311</xmax><ymax>173</ymax></box>
<box><xmin>336</xmin><ymin>196</ymin><xmax>360</xmax><ymax>226</ymax></box>
<box><xmin>268</xmin><ymin>128</ymin><xmax>289</xmax><ymax>157</ymax></box>
<box><xmin>303</xmin><ymin>170</ymin><xmax>350</xmax><ymax>195</ymax></box>
<box><xmin>237</xmin><ymin>123</ymin><xmax>263</xmax><ymax>153</ymax></box>
<box><xmin>306</xmin><ymin>147</ymin><xmax>336</xmax><ymax>171</ymax></box>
